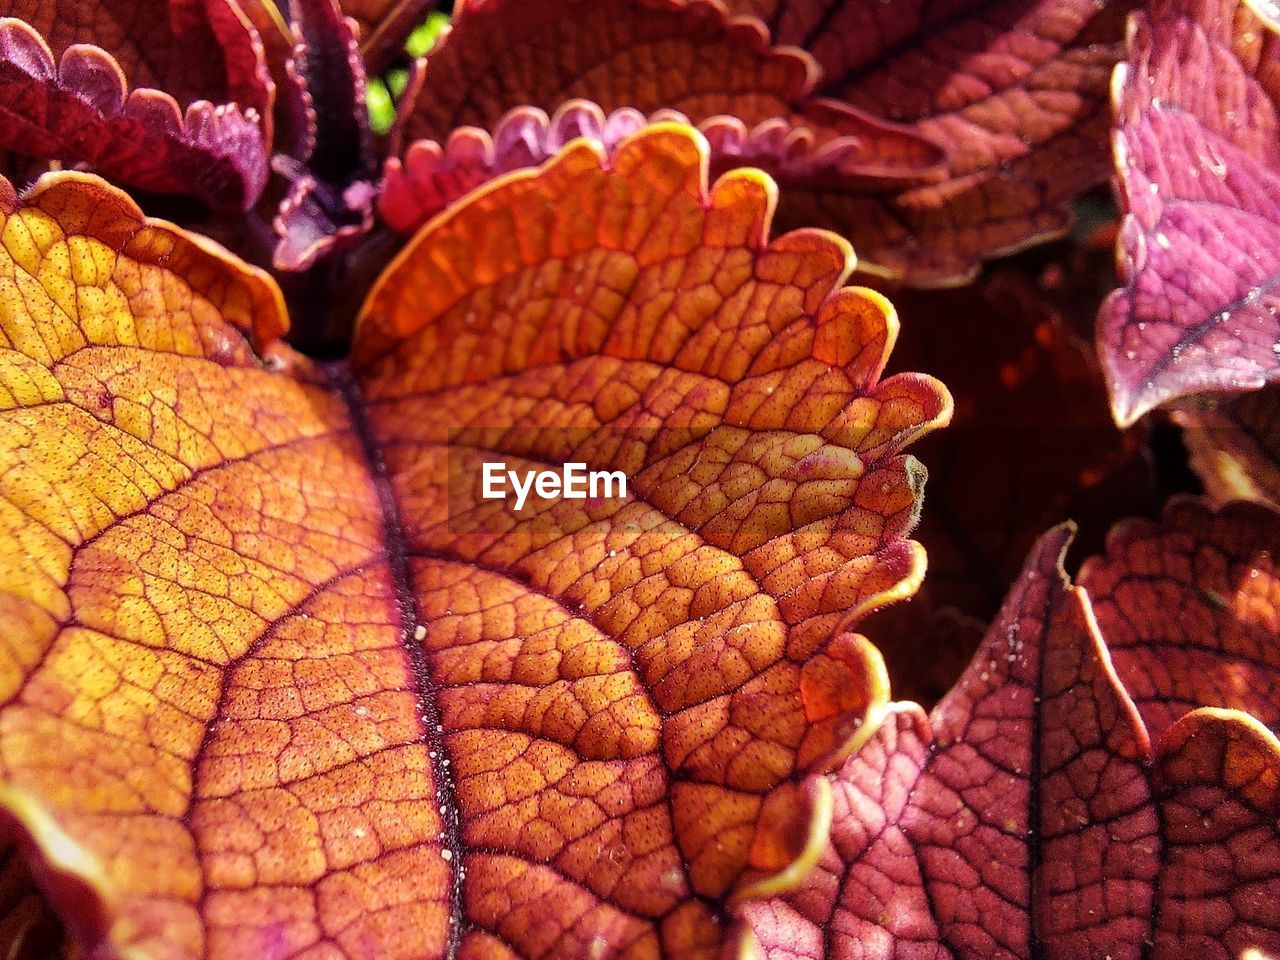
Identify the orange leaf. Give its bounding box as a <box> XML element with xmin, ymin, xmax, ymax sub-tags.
<box><xmin>0</xmin><ymin>125</ymin><xmax>949</xmax><ymax>958</ymax></box>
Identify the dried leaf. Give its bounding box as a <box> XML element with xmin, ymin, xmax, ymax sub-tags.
<box><xmin>0</xmin><ymin>125</ymin><xmax>949</xmax><ymax>959</ymax></box>
<box><xmin>1101</xmin><ymin>0</ymin><xmax>1280</xmax><ymax>425</ymax></box>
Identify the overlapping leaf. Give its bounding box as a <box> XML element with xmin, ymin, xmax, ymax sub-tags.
<box><xmin>383</xmin><ymin>0</ymin><xmax>946</xmax><ymax>226</ymax></box>
<box><xmin>739</xmin><ymin>522</ymin><xmax>1280</xmax><ymax>960</ymax></box>
<box><xmin>1081</xmin><ymin>498</ymin><xmax>1280</xmax><ymax>739</ymax></box>
<box><xmin>272</xmin><ymin>0</ymin><xmax>376</xmax><ymax>272</ymax></box>
<box><xmin>5</xmin><ymin>0</ymin><xmax>273</xmax><ymax>117</ymax></box>
<box><xmin>1102</xmin><ymin>0</ymin><xmax>1280</xmax><ymax>425</ymax></box>
<box><xmin>392</xmin><ymin>0</ymin><xmax>945</xmax><ymax>170</ymax></box>
<box><xmin>1176</xmin><ymin>385</ymin><xmax>1280</xmax><ymax>511</ymax></box>
<box><xmin>0</xmin><ymin>125</ymin><xmax>950</xmax><ymax>958</ymax></box>
<box><xmin>339</xmin><ymin>0</ymin><xmax>434</xmax><ymax>73</ymax></box>
<box><xmin>0</xmin><ymin>1</ymin><xmax>273</xmax><ymax>210</ymax></box>
<box><xmin>386</xmin><ymin>0</ymin><xmax>1126</xmax><ymax>285</ymax></box>
<box><xmin>721</xmin><ymin>0</ymin><xmax>1131</xmax><ymax>284</ymax></box>
<box><xmin>380</xmin><ymin>99</ymin><xmax>891</xmax><ymax>235</ymax></box>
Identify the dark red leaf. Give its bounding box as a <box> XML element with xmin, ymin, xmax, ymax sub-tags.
<box><xmin>0</xmin><ymin>844</ymin><xmax>67</xmax><ymax>960</ymax></box>
<box><xmin>272</xmin><ymin>0</ymin><xmax>375</xmax><ymax>271</ymax></box>
<box><xmin>727</xmin><ymin>0</ymin><xmax>1132</xmax><ymax>284</ymax></box>
<box><xmin>0</xmin><ymin>9</ymin><xmax>270</xmax><ymax>210</ymax></box>
<box><xmin>236</xmin><ymin>0</ymin><xmax>314</xmax><ymax>161</ymax></box>
<box><xmin>382</xmin><ymin>96</ymin><xmax>940</xmax><ymax>238</ymax></box>
<box><xmin>1100</xmin><ymin>0</ymin><xmax>1280</xmax><ymax>425</ymax></box>
<box><xmin>1</xmin><ymin>0</ymin><xmax>274</xmax><ymax>127</ymax></box>
<box><xmin>740</xmin><ymin>522</ymin><xmax>1280</xmax><ymax>959</ymax></box>
<box><xmin>1080</xmin><ymin>498</ymin><xmax>1280</xmax><ymax>740</ymax></box>
<box><xmin>386</xmin><ymin>0</ymin><xmax>1126</xmax><ymax>285</ymax></box>
<box><xmin>1154</xmin><ymin>708</ymin><xmax>1280</xmax><ymax>956</ymax></box>
<box><xmin>382</xmin><ymin>0</ymin><xmax>947</xmax><ymax>232</ymax></box>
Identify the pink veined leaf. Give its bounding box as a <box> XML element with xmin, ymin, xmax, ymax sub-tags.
<box><xmin>739</xmin><ymin>522</ymin><xmax>1280</xmax><ymax>960</ymax></box>
<box><xmin>1100</xmin><ymin>0</ymin><xmax>1280</xmax><ymax>425</ymax></box>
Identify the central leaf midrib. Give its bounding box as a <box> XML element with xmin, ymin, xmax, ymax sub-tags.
<box><xmin>326</xmin><ymin>359</ymin><xmax>465</xmax><ymax>959</ymax></box>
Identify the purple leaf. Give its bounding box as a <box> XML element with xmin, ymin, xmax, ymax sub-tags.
<box><xmin>1100</xmin><ymin>0</ymin><xmax>1280</xmax><ymax>425</ymax></box>
<box><xmin>0</xmin><ymin>18</ymin><xmax>267</xmax><ymax>210</ymax></box>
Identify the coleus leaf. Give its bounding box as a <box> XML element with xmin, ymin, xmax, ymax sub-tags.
<box><xmin>1080</xmin><ymin>498</ymin><xmax>1280</xmax><ymax>740</ymax></box>
<box><xmin>4</xmin><ymin>0</ymin><xmax>274</xmax><ymax>124</ymax></box>
<box><xmin>1101</xmin><ymin>0</ymin><xmax>1280</xmax><ymax>426</ymax></box>
<box><xmin>717</xmin><ymin>0</ymin><xmax>1132</xmax><ymax>285</ymax></box>
<box><xmin>272</xmin><ymin>0</ymin><xmax>376</xmax><ymax>272</ymax></box>
<box><xmin>0</xmin><ymin>125</ymin><xmax>950</xmax><ymax>958</ymax></box>
<box><xmin>385</xmin><ymin>0</ymin><xmax>1126</xmax><ymax>285</ymax></box>
<box><xmin>379</xmin><ymin>99</ymin><xmax>919</xmax><ymax>236</ymax></box>
<box><xmin>384</xmin><ymin>0</ymin><xmax>947</xmax><ymax>227</ymax></box>
<box><xmin>1176</xmin><ymin>385</ymin><xmax>1280</xmax><ymax>511</ymax></box>
<box><xmin>739</xmin><ymin>522</ymin><xmax>1280</xmax><ymax>959</ymax></box>
<box><xmin>0</xmin><ymin>2</ymin><xmax>272</xmax><ymax>210</ymax></box>
<box><xmin>234</xmin><ymin>0</ymin><xmax>314</xmax><ymax>162</ymax></box>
